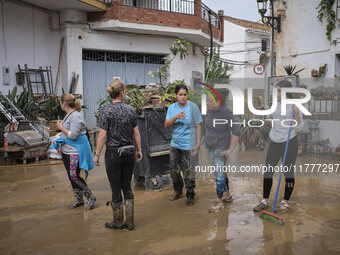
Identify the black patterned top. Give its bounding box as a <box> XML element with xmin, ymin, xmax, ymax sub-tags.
<box><xmin>97</xmin><ymin>102</ymin><xmax>138</xmax><ymax>147</ymax></box>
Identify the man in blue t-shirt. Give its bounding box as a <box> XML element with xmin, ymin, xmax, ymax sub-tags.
<box><xmin>165</xmin><ymin>84</ymin><xmax>203</xmax><ymax>206</ymax></box>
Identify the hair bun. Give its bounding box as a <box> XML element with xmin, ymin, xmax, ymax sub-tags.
<box><xmin>112</xmin><ymin>83</ymin><xmax>123</xmax><ymax>93</ymax></box>
<box><xmin>106</xmin><ymin>82</ymin><xmax>124</xmax><ymax>99</ymax></box>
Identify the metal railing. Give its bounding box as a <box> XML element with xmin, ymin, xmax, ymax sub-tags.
<box><xmin>104</xmin><ymin>0</ymin><xmax>221</xmax><ymax>29</ymax></box>
<box><xmin>122</xmin><ymin>0</ymin><xmax>195</xmax><ymax>15</ymax></box>
<box><xmin>306</xmin><ymin>98</ymin><xmax>340</xmax><ymax>114</ymax></box>
<box><xmin>201</xmin><ymin>3</ymin><xmax>220</xmax><ymax>29</ymax></box>
<box><xmin>98</xmin><ymin>0</ymin><xmax>113</xmax><ymax>4</ymax></box>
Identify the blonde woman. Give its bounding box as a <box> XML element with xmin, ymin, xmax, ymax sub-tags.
<box><xmin>94</xmin><ymin>82</ymin><xmax>142</xmax><ymax>231</ymax></box>
<box><xmin>53</xmin><ymin>94</ymin><xmax>96</xmax><ymax>210</ymax></box>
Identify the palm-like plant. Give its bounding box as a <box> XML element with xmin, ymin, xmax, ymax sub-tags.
<box><xmin>37</xmin><ymin>96</ymin><xmax>66</xmax><ymax>121</ymax></box>
<box><xmin>239</xmin><ymin>117</ymin><xmax>271</xmax><ymax>151</ymax></box>
<box><xmin>205</xmin><ymin>48</ymin><xmax>230</xmax><ymax>83</ymax></box>
<box><xmin>283</xmin><ymin>65</ymin><xmax>305</xmax><ymax>76</ymax></box>
<box><xmin>2</xmin><ymin>86</ymin><xmax>41</xmax><ymax>121</ymax></box>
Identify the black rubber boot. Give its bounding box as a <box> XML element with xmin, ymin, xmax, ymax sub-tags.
<box><xmin>105</xmin><ymin>201</ymin><xmax>124</xmax><ymax>230</ymax></box>
<box><xmin>69</xmin><ymin>189</ymin><xmax>84</xmax><ymax>209</ymax></box>
<box><xmin>186</xmin><ymin>189</ymin><xmax>195</xmax><ymax>206</ymax></box>
<box><xmin>123</xmin><ymin>199</ymin><xmax>134</xmax><ymax>231</ymax></box>
<box><xmin>83</xmin><ymin>186</ymin><xmax>96</xmax><ymax>210</ymax></box>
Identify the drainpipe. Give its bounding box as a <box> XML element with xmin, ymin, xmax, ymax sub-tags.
<box><xmin>270</xmin><ymin>0</ymin><xmax>275</xmax><ymax>79</ymax></box>
<box><xmin>266</xmin><ymin>0</ymin><xmax>276</xmax><ymax>108</ymax></box>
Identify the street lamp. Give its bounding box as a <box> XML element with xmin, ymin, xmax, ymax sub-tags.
<box><xmin>256</xmin><ymin>0</ymin><xmax>281</xmax><ymax>107</ymax></box>
<box><xmin>257</xmin><ymin>0</ymin><xmax>268</xmax><ymax>17</ymax></box>
<box><xmin>257</xmin><ymin>0</ymin><xmax>281</xmax><ymax>33</ymax></box>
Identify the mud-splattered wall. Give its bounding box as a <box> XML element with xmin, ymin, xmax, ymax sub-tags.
<box><xmin>274</xmin><ymin>0</ymin><xmax>340</xmax><ymax>88</ymax></box>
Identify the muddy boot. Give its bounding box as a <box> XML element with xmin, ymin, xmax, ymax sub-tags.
<box><xmin>83</xmin><ymin>187</ymin><xmax>96</xmax><ymax>210</ymax></box>
<box><xmin>186</xmin><ymin>189</ymin><xmax>195</xmax><ymax>206</ymax></box>
<box><xmin>69</xmin><ymin>189</ymin><xmax>84</xmax><ymax>209</ymax></box>
<box><xmin>253</xmin><ymin>200</ymin><xmax>270</xmax><ymax>212</ymax></box>
<box><xmin>105</xmin><ymin>201</ymin><xmax>124</xmax><ymax>230</ymax></box>
<box><xmin>169</xmin><ymin>191</ymin><xmax>183</xmax><ymax>201</ymax></box>
<box><xmin>222</xmin><ymin>193</ymin><xmax>233</xmax><ymax>203</ymax></box>
<box><xmin>208</xmin><ymin>200</ymin><xmax>224</xmax><ymax>213</ymax></box>
<box><xmin>123</xmin><ymin>199</ymin><xmax>134</xmax><ymax>231</ymax></box>
<box><xmin>275</xmin><ymin>200</ymin><xmax>290</xmax><ymax>212</ymax></box>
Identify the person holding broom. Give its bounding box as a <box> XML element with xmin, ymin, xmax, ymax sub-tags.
<box><xmin>253</xmin><ymin>80</ymin><xmax>304</xmax><ymax>213</ymax></box>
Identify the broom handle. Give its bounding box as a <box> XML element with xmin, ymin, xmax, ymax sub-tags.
<box><xmin>272</xmin><ymin>112</ymin><xmax>295</xmax><ymax>213</ymax></box>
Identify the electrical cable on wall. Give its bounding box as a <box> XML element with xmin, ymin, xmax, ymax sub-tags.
<box><xmin>219</xmin><ymin>47</ymin><xmax>262</xmax><ymax>55</ymax></box>
<box><xmin>32</xmin><ymin>8</ymin><xmax>36</xmax><ymax>66</ymax></box>
<box><xmin>208</xmin><ymin>10</ymin><xmax>213</xmax><ymax>62</ymax></box>
<box><xmin>223</xmin><ymin>38</ymin><xmax>267</xmax><ymax>46</ymax></box>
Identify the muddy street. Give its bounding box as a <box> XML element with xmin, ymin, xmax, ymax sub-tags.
<box><xmin>0</xmin><ymin>148</ymin><xmax>340</xmax><ymax>255</ymax></box>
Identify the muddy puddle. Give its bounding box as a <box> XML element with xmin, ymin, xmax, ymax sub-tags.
<box><xmin>0</xmin><ymin>148</ymin><xmax>339</xmax><ymax>254</ymax></box>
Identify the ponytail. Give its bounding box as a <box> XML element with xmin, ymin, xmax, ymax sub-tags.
<box><xmin>60</xmin><ymin>94</ymin><xmax>82</xmax><ymax>112</ymax></box>
<box><xmin>74</xmin><ymin>99</ymin><xmax>82</xmax><ymax>112</ymax></box>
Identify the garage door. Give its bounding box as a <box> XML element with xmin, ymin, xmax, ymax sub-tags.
<box><xmin>82</xmin><ymin>50</ymin><xmax>165</xmax><ymax>128</ymax></box>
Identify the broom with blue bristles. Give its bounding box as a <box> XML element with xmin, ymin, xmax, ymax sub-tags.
<box><xmin>261</xmin><ymin>112</ymin><xmax>295</xmax><ymax>225</ymax></box>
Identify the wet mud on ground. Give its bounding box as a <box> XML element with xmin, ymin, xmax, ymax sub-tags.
<box><xmin>0</xmin><ymin>148</ymin><xmax>340</xmax><ymax>255</ymax></box>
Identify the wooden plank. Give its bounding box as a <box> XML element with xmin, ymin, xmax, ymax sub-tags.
<box><xmin>1</xmin><ymin>144</ymin><xmax>49</xmax><ymax>164</ymax></box>
<box><xmin>55</xmin><ymin>38</ymin><xmax>64</xmax><ymax>96</ymax></box>
<box><xmin>0</xmin><ymin>145</ymin><xmax>25</xmax><ymax>152</ymax></box>
<box><xmin>24</xmin><ymin>64</ymin><xmax>33</xmax><ymax>96</ymax></box>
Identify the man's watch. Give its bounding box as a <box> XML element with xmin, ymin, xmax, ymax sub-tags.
<box><xmin>95</xmin><ymin>151</ymin><xmax>100</xmax><ymax>156</ymax></box>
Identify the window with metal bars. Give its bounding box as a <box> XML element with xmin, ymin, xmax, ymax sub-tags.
<box><xmin>106</xmin><ymin>52</ymin><xmax>125</xmax><ymax>62</ymax></box>
<box><xmin>126</xmin><ymin>53</ymin><xmax>144</xmax><ymax>63</ymax></box>
<box><xmin>82</xmin><ymin>50</ymin><xmax>106</xmax><ymax>61</ymax></box>
<box><xmin>261</xmin><ymin>38</ymin><xmax>270</xmax><ymax>52</ymax></box>
<box><xmin>82</xmin><ymin>50</ymin><xmax>166</xmax><ymax>64</ymax></box>
<box><xmin>145</xmin><ymin>55</ymin><xmax>165</xmax><ymax>64</ymax></box>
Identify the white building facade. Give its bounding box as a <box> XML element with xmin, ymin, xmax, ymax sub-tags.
<box><xmin>0</xmin><ymin>0</ymin><xmax>223</xmax><ymax>128</ymax></box>
<box><xmin>222</xmin><ymin>16</ymin><xmax>270</xmax><ymax>90</ymax></box>
<box><xmin>273</xmin><ymin>0</ymin><xmax>340</xmax><ymax>147</ymax></box>
<box><xmin>274</xmin><ymin>0</ymin><xmax>340</xmax><ymax>88</ymax></box>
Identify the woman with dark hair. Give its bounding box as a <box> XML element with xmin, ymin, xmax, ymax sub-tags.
<box><xmin>253</xmin><ymin>79</ymin><xmax>303</xmax><ymax>212</ymax></box>
<box><xmin>205</xmin><ymin>89</ymin><xmax>240</xmax><ymax>213</ymax></box>
<box><xmin>94</xmin><ymin>82</ymin><xmax>142</xmax><ymax>231</ymax></box>
<box><xmin>165</xmin><ymin>84</ymin><xmax>203</xmax><ymax>206</ymax></box>
<box><xmin>54</xmin><ymin>94</ymin><xmax>96</xmax><ymax>210</ymax></box>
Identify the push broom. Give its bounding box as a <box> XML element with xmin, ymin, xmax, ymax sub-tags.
<box><xmin>261</xmin><ymin>112</ymin><xmax>295</xmax><ymax>225</ymax></box>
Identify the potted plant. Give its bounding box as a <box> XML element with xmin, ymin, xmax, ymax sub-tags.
<box><xmin>318</xmin><ymin>65</ymin><xmax>327</xmax><ymax>77</ymax></box>
<box><xmin>311</xmin><ymin>69</ymin><xmax>319</xmax><ymax>78</ymax></box>
<box><xmin>335</xmin><ymin>147</ymin><xmax>340</xmax><ymax>157</ymax></box>
<box><xmin>283</xmin><ymin>64</ymin><xmax>305</xmax><ymax>76</ymax></box>
<box><xmin>239</xmin><ymin>117</ymin><xmax>271</xmax><ymax>151</ymax></box>
<box><xmin>307</xmin><ymin>119</ymin><xmax>320</xmax><ymax>131</ymax></box>
<box><xmin>151</xmin><ymin>95</ymin><xmax>166</xmax><ymax>108</ymax></box>
<box><xmin>36</xmin><ymin>96</ymin><xmax>66</xmax><ymax>131</ymax></box>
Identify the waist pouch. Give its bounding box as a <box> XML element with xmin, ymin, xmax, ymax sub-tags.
<box><xmin>117</xmin><ymin>145</ymin><xmax>135</xmax><ymax>157</ymax></box>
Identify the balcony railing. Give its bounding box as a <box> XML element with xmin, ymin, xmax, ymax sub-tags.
<box><xmin>98</xmin><ymin>0</ymin><xmax>113</xmax><ymax>3</ymax></box>
<box><xmin>122</xmin><ymin>0</ymin><xmax>195</xmax><ymax>15</ymax></box>
<box><xmin>201</xmin><ymin>3</ymin><xmax>220</xmax><ymax>29</ymax></box>
<box><xmin>307</xmin><ymin>98</ymin><xmax>340</xmax><ymax>114</ymax></box>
